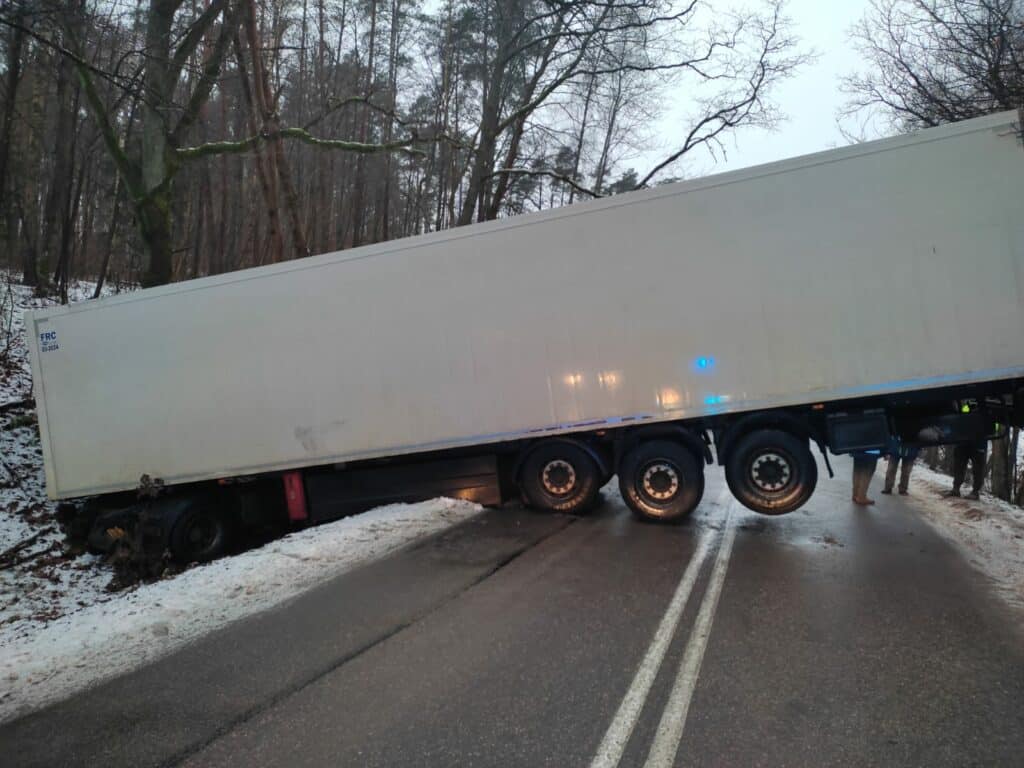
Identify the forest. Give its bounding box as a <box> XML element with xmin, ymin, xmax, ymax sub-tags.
<box><xmin>0</xmin><ymin>0</ymin><xmax>803</xmax><ymax>295</ymax></box>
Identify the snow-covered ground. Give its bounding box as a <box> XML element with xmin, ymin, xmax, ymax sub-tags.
<box><xmin>0</xmin><ymin>497</ymin><xmax>479</xmax><ymax>723</ymax></box>
<box><xmin>0</xmin><ymin>405</ymin><xmax>112</xmax><ymax>622</ymax></box>
<box><xmin>1</xmin><ymin>274</ymin><xmax>482</xmax><ymax>723</ymax></box>
<box><xmin>899</xmin><ymin>464</ymin><xmax>1024</xmax><ymax>616</ymax></box>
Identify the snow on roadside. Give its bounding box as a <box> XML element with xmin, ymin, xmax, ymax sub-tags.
<box><xmin>901</xmin><ymin>464</ymin><xmax>1024</xmax><ymax>616</ymax></box>
<box><xmin>0</xmin><ymin>497</ymin><xmax>480</xmax><ymax>724</ymax></box>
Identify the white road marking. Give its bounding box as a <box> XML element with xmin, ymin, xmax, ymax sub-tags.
<box><xmin>643</xmin><ymin>507</ymin><xmax>737</xmax><ymax>768</ymax></box>
<box><xmin>589</xmin><ymin>494</ymin><xmax>728</xmax><ymax>768</ymax></box>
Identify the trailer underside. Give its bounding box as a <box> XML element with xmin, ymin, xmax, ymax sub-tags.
<box><xmin>66</xmin><ymin>378</ymin><xmax>1024</xmax><ymax>566</ymax></box>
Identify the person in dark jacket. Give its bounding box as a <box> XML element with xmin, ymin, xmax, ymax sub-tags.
<box><xmin>882</xmin><ymin>440</ymin><xmax>919</xmax><ymax>496</ymax></box>
<box><xmin>947</xmin><ymin>439</ymin><xmax>987</xmax><ymax>500</ymax></box>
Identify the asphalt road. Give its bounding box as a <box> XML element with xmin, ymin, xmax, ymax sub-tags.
<box><xmin>4</xmin><ymin>456</ymin><xmax>1024</xmax><ymax>767</ymax></box>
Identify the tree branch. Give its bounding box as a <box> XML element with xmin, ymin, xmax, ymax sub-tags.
<box><xmin>170</xmin><ymin>0</ymin><xmax>228</xmax><ymax>83</ymax></box>
<box><xmin>171</xmin><ymin>2</ymin><xmax>238</xmax><ymax>144</ymax></box>
<box><xmin>71</xmin><ymin>61</ymin><xmax>144</xmax><ymax>200</ymax></box>
<box><xmin>487</xmin><ymin>167</ymin><xmax>604</xmax><ymax>198</ymax></box>
<box><xmin>0</xmin><ymin>13</ymin><xmax>138</xmax><ymax>94</ymax></box>
<box><xmin>176</xmin><ymin>127</ymin><xmax>436</xmax><ymax>161</ymax></box>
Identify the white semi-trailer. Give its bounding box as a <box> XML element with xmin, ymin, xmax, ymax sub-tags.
<box><xmin>26</xmin><ymin>111</ymin><xmax>1024</xmax><ymax>561</ymax></box>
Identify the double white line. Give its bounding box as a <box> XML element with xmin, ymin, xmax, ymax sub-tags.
<box><xmin>590</xmin><ymin>498</ymin><xmax>738</xmax><ymax>768</ymax></box>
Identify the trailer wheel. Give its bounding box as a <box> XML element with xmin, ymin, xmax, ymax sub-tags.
<box><xmin>725</xmin><ymin>429</ymin><xmax>817</xmax><ymax>515</ymax></box>
<box><xmin>519</xmin><ymin>442</ymin><xmax>602</xmax><ymax>514</ymax></box>
<box><xmin>170</xmin><ymin>506</ymin><xmax>229</xmax><ymax>563</ymax></box>
<box><xmin>618</xmin><ymin>440</ymin><xmax>704</xmax><ymax>523</ymax></box>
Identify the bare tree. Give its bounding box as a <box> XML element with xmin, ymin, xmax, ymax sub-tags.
<box><xmin>477</xmin><ymin>0</ymin><xmax>805</xmax><ymax>210</ymax></box>
<box><xmin>634</xmin><ymin>0</ymin><xmax>806</xmax><ymax>186</ymax></box>
<box><xmin>843</xmin><ymin>0</ymin><xmax>1024</xmax><ymax>131</ymax></box>
<box><xmin>0</xmin><ymin>0</ymin><xmax>808</xmax><ymax>289</ymax></box>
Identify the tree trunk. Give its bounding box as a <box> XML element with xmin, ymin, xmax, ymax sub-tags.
<box><xmin>138</xmin><ymin>0</ymin><xmax>178</xmax><ymax>287</ymax></box>
<box><xmin>350</xmin><ymin>0</ymin><xmax>379</xmax><ymax>247</ymax></box>
<box><xmin>0</xmin><ymin>8</ymin><xmax>25</xmax><ymax>226</ymax></box>
<box><xmin>458</xmin><ymin>68</ymin><xmax>503</xmax><ymax>225</ymax></box>
<box><xmin>376</xmin><ymin>0</ymin><xmax>401</xmax><ymax>241</ymax></box>
<box><xmin>94</xmin><ymin>175</ymin><xmax>125</xmax><ymax>298</ymax></box>
<box><xmin>39</xmin><ymin>53</ymin><xmax>76</xmax><ymax>292</ymax></box>
<box><xmin>234</xmin><ymin>28</ymin><xmax>284</xmax><ymax>264</ymax></box>
<box><xmin>137</xmin><ymin>192</ymin><xmax>174</xmax><ymax>287</ymax></box>
<box><xmin>54</xmin><ymin>161</ymin><xmax>86</xmax><ymax>304</ymax></box>
<box><xmin>990</xmin><ymin>434</ymin><xmax>1012</xmax><ymax>501</ymax></box>
<box><xmin>242</xmin><ymin>0</ymin><xmax>309</xmax><ymax>260</ymax></box>
<box><xmin>1011</xmin><ymin>427</ymin><xmax>1020</xmax><ymax>505</ymax></box>
<box><xmin>594</xmin><ymin>75</ymin><xmax>625</xmax><ymax>195</ymax></box>
<box><xmin>568</xmin><ymin>74</ymin><xmax>596</xmax><ymax>205</ymax></box>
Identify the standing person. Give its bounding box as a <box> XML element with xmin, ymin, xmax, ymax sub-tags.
<box><xmin>882</xmin><ymin>440</ymin><xmax>919</xmax><ymax>496</ymax></box>
<box><xmin>947</xmin><ymin>439</ymin><xmax>987</xmax><ymax>500</ymax></box>
<box><xmin>852</xmin><ymin>450</ymin><xmax>880</xmax><ymax>506</ymax></box>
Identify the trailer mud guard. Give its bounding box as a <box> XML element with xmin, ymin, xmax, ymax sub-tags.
<box><xmin>514</xmin><ymin>438</ymin><xmax>612</xmax><ymax>485</ymax></box>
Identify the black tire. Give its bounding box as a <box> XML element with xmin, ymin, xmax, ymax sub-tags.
<box><xmin>724</xmin><ymin>429</ymin><xmax>817</xmax><ymax>515</ymax></box>
<box><xmin>618</xmin><ymin>440</ymin><xmax>704</xmax><ymax>523</ymax></box>
<box><xmin>170</xmin><ymin>505</ymin><xmax>229</xmax><ymax>563</ymax></box>
<box><xmin>519</xmin><ymin>441</ymin><xmax>602</xmax><ymax>514</ymax></box>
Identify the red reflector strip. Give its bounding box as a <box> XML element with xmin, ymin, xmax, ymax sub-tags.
<box><xmin>283</xmin><ymin>471</ymin><xmax>308</xmax><ymax>522</ymax></box>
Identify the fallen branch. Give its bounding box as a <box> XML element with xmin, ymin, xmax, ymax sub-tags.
<box><xmin>0</xmin><ymin>456</ymin><xmax>21</xmax><ymax>487</ymax></box>
<box><xmin>0</xmin><ymin>527</ymin><xmax>54</xmax><ymax>566</ymax></box>
<box><xmin>1</xmin><ymin>543</ymin><xmax>59</xmax><ymax>571</ymax></box>
<box><xmin>0</xmin><ymin>397</ymin><xmax>34</xmax><ymax>414</ymax></box>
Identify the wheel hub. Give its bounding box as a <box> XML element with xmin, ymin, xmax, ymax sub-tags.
<box><xmin>641</xmin><ymin>462</ymin><xmax>680</xmax><ymax>501</ymax></box>
<box><xmin>750</xmin><ymin>452</ymin><xmax>792</xmax><ymax>492</ymax></box>
<box><xmin>542</xmin><ymin>459</ymin><xmax>577</xmax><ymax>495</ymax></box>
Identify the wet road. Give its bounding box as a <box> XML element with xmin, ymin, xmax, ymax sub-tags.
<box><xmin>5</xmin><ymin>456</ymin><xmax>1024</xmax><ymax>767</ymax></box>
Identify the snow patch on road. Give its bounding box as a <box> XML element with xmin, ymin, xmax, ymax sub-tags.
<box><xmin>0</xmin><ymin>497</ymin><xmax>480</xmax><ymax>723</ymax></box>
<box><xmin>902</xmin><ymin>465</ymin><xmax>1024</xmax><ymax>616</ymax></box>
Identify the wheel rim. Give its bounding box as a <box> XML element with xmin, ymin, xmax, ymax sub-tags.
<box><xmin>184</xmin><ymin>514</ymin><xmax>218</xmax><ymax>555</ymax></box>
<box><xmin>640</xmin><ymin>461</ymin><xmax>680</xmax><ymax>502</ymax></box>
<box><xmin>749</xmin><ymin>451</ymin><xmax>793</xmax><ymax>493</ymax></box>
<box><xmin>542</xmin><ymin>459</ymin><xmax>577</xmax><ymax>496</ymax></box>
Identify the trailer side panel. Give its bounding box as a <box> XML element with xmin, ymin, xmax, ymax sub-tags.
<box><xmin>27</xmin><ymin>112</ymin><xmax>1024</xmax><ymax>498</ymax></box>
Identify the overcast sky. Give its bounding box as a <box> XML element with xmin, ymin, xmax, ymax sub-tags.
<box><xmin>649</xmin><ymin>0</ymin><xmax>875</xmax><ymax>178</ymax></box>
